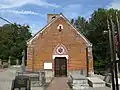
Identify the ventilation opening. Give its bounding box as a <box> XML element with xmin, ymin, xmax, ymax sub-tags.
<box><xmin>57</xmin><ymin>24</ymin><xmax>63</xmax><ymax>32</ymax></box>
<box><xmin>52</xmin><ymin>16</ymin><xmax>56</xmax><ymax>19</ymax></box>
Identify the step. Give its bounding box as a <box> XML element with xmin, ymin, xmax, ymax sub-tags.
<box><xmin>72</xmin><ymin>84</ymin><xmax>89</xmax><ymax>90</ymax></box>
<box><xmin>69</xmin><ymin>75</ymin><xmax>89</xmax><ymax>89</ymax></box>
<box><xmin>72</xmin><ymin>79</ymin><xmax>88</xmax><ymax>84</ymax></box>
<box><xmin>87</xmin><ymin>77</ymin><xmax>105</xmax><ymax>87</ymax></box>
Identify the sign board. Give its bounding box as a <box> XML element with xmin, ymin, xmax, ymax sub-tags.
<box><xmin>44</xmin><ymin>63</ymin><xmax>52</xmax><ymax>69</ymax></box>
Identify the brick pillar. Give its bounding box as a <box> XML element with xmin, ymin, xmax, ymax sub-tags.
<box><xmin>27</xmin><ymin>45</ymin><xmax>34</xmax><ymax>71</ymax></box>
<box><xmin>87</xmin><ymin>46</ymin><xmax>94</xmax><ymax>76</ymax></box>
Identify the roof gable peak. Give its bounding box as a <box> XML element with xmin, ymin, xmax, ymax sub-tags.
<box><xmin>27</xmin><ymin>13</ymin><xmax>92</xmax><ymax>47</ymax></box>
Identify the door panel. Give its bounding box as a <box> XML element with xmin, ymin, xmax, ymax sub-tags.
<box><xmin>54</xmin><ymin>57</ymin><xmax>67</xmax><ymax>77</ymax></box>
<box><xmin>54</xmin><ymin>58</ymin><xmax>60</xmax><ymax>76</ymax></box>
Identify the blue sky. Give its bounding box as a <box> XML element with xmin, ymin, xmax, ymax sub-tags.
<box><xmin>0</xmin><ymin>0</ymin><xmax>120</xmax><ymax>34</ymax></box>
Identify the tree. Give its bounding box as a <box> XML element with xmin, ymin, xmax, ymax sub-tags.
<box><xmin>73</xmin><ymin>8</ymin><xmax>120</xmax><ymax>72</ymax></box>
<box><xmin>71</xmin><ymin>16</ymin><xmax>89</xmax><ymax>36</ymax></box>
<box><xmin>87</xmin><ymin>8</ymin><xmax>120</xmax><ymax>71</ymax></box>
<box><xmin>0</xmin><ymin>23</ymin><xmax>32</xmax><ymax>64</ymax></box>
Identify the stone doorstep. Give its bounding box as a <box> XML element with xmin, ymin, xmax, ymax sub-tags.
<box><xmin>87</xmin><ymin>77</ymin><xmax>105</xmax><ymax>84</ymax></box>
<box><xmin>31</xmin><ymin>76</ymin><xmax>53</xmax><ymax>87</ymax></box>
<box><xmin>72</xmin><ymin>80</ymin><xmax>88</xmax><ymax>85</ymax></box>
<box><xmin>87</xmin><ymin>77</ymin><xmax>105</xmax><ymax>87</ymax></box>
<box><xmin>71</xmin><ymin>79</ymin><xmax>89</xmax><ymax>89</ymax></box>
<box><xmin>88</xmin><ymin>83</ymin><xmax>105</xmax><ymax>87</ymax></box>
<box><xmin>70</xmin><ymin>75</ymin><xmax>87</xmax><ymax>80</ymax></box>
<box><xmin>73</xmin><ymin>82</ymin><xmax>88</xmax><ymax>85</ymax></box>
<box><xmin>72</xmin><ymin>84</ymin><xmax>89</xmax><ymax>86</ymax></box>
<box><xmin>73</xmin><ymin>87</ymin><xmax>89</xmax><ymax>90</ymax></box>
<box><xmin>45</xmin><ymin>76</ymin><xmax>53</xmax><ymax>83</ymax></box>
<box><xmin>92</xmin><ymin>83</ymin><xmax>105</xmax><ymax>87</ymax></box>
<box><xmin>73</xmin><ymin>85</ymin><xmax>89</xmax><ymax>90</ymax></box>
<box><xmin>31</xmin><ymin>81</ymin><xmax>41</xmax><ymax>87</ymax></box>
<box><xmin>69</xmin><ymin>75</ymin><xmax>90</xmax><ymax>89</ymax></box>
<box><xmin>31</xmin><ymin>87</ymin><xmax>44</xmax><ymax>90</ymax></box>
<box><xmin>73</xmin><ymin>79</ymin><xmax>88</xmax><ymax>82</ymax></box>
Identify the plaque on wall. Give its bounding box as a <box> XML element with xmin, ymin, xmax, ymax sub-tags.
<box><xmin>44</xmin><ymin>63</ymin><xmax>52</xmax><ymax>69</ymax></box>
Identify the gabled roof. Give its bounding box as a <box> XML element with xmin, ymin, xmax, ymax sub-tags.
<box><xmin>27</xmin><ymin>13</ymin><xmax>92</xmax><ymax>47</ymax></box>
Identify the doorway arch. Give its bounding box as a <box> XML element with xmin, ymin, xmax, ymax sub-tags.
<box><xmin>53</xmin><ymin>44</ymin><xmax>68</xmax><ymax>77</ymax></box>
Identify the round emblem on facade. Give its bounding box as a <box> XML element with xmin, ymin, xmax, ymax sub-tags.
<box><xmin>56</xmin><ymin>46</ymin><xmax>64</xmax><ymax>54</ymax></box>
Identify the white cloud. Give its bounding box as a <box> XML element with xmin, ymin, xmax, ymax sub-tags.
<box><xmin>0</xmin><ymin>0</ymin><xmax>60</xmax><ymax>9</ymax></box>
<box><xmin>63</xmin><ymin>4</ymin><xmax>82</xmax><ymax>19</ymax></box>
<box><xmin>62</xmin><ymin>4</ymin><xmax>93</xmax><ymax>20</ymax></box>
<box><xmin>107</xmin><ymin>0</ymin><xmax>120</xmax><ymax>9</ymax></box>
<box><xmin>63</xmin><ymin>4</ymin><xmax>81</xmax><ymax>12</ymax></box>
<box><xmin>0</xmin><ymin>10</ymin><xmax>45</xmax><ymax>17</ymax></box>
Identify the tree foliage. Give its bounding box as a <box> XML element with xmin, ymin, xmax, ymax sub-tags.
<box><xmin>0</xmin><ymin>23</ymin><xmax>32</xmax><ymax>64</ymax></box>
<box><xmin>72</xmin><ymin>8</ymin><xmax>120</xmax><ymax>71</ymax></box>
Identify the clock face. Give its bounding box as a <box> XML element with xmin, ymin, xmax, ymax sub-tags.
<box><xmin>56</xmin><ymin>46</ymin><xmax>65</xmax><ymax>54</ymax></box>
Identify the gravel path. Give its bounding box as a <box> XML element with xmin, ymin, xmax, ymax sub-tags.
<box><xmin>47</xmin><ymin>77</ymin><xmax>70</xmax><ymax>90</ymax></box>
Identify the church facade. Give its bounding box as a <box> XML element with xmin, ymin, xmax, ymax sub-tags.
<box><xmin>26</xmin><ymin>13</ymin><xmax>94</xmax><ymax>76</ymax></box>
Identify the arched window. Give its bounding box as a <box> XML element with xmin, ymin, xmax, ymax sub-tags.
<box><xmin>57</xmin><ymin>24</ymin><xmax>63</xmax><ymax>32</ymax></box>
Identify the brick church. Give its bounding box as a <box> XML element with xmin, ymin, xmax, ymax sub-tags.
<box><xmin>26</xmin><ymin>13</ymin><xmax>94</xmax><ymax>76</ymax></box>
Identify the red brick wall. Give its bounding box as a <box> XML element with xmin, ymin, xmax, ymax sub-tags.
<box><xmin>27</xmin><ymin>17</ymin><xmax>93</xmax><ymax>72</ymax></box>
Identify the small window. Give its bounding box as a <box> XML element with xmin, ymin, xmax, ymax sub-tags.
<box><xmin>52</xmin><ymin>16</ymin><xmax>56</xmax><ymax>19</ymax></box>
<box><xmin>57</xmin><ymin>24</ymin><xmax>63</xmax><ymax>32</ymax></box>
<box><xmin>59</xmin><ymin>26</ymin><xmax>62</xmax><ymax>32</ymax></box>
<box><xmin>59</xmin><ymin>26</ymin><xmax>62</xmax><ymax>30</ymax></box>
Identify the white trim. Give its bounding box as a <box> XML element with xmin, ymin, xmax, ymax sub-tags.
<box><xmin>52</xmin><ymin>55</ymin><xmax>68</xmax><ymax>59</ymax></box>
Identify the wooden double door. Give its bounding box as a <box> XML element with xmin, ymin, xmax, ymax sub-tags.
<box><xmin>54</xmin><ymin>57</ymin><xmax>67</xmax><ymax>77</ymax></box>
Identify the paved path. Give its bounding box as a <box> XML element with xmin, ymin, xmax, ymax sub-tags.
<box><xmin>0</xmin><ymin>68</ymin><xmax>17</xmax><ymax>90</ymax></box>
<box><xmin>47</xmin><ymin>77</ymin><xmax>70</xmax><ymax>90</ymax></box>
